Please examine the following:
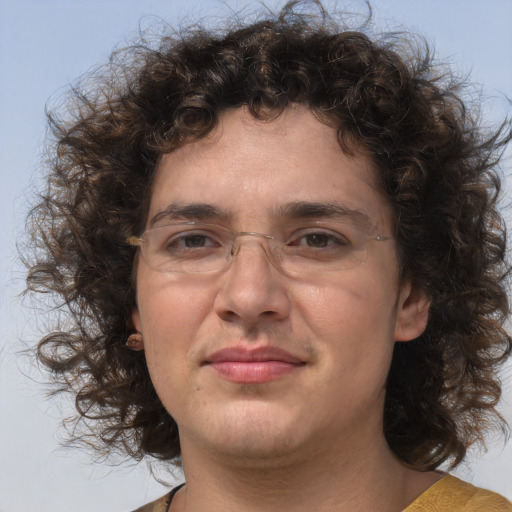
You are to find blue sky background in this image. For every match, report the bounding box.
[1,1,511,510]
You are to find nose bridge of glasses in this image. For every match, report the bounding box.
[229,231,280,263]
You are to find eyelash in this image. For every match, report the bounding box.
[166,233,219,249]
[165,229,352,250]
[290,230,350,247]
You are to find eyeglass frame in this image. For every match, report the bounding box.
[127,220,393,275]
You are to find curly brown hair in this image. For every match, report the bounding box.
[25,0,511,470]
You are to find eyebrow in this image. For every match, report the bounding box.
[275,201,374,229]
[149,200,374,229]
[148,202,231,227]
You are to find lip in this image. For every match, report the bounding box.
[204,346,305,384]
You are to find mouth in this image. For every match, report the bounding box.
[203,346,306,384]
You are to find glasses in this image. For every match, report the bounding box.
[128,221,392,275]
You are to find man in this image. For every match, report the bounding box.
[26,1,512,510]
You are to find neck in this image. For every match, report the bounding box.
[173,429,437,512]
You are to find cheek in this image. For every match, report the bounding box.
[138,271,212,328]
[297,274,398,378]
[136,275,214,376]
[298,272,396,333]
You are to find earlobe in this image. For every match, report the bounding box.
[127,308,145,350]
[394,281,430,342]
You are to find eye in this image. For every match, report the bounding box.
[166,232,220,250]
[290,230,350,249]
[171,234,216,248]
[302,233,342,248]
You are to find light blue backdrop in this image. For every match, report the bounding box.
[1,1,511,511]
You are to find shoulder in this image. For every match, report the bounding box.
[131,494,170,512]
[404,474,512,512]
[131,483,184,512]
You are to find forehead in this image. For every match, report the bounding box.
[149,106,393,230]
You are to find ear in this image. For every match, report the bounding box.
[394,280,430,342]
[131,307,142,333]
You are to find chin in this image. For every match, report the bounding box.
[191,401,310,464]
[211,435,306,469]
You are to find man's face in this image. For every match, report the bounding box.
[132,106,428,465]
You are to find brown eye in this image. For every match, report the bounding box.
[304,234,331,247]
[291,231,349,248]
[180,235,210,248]
[165,233,220,252]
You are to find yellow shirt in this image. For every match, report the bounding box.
[133,475,512,512]
[403,474,512,511]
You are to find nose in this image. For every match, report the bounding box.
[213,237,291,326]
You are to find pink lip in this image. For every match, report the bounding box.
[204,347,305,384]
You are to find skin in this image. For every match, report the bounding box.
[132,106,437,511]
